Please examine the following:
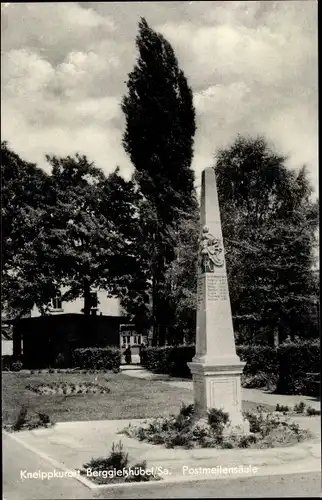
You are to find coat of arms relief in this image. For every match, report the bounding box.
[199,225,224,273]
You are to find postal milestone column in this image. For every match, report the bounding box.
[188,167,249,432]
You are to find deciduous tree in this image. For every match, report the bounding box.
[214,135,319,345]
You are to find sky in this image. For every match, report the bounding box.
[1,1,318,195]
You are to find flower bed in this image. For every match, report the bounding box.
[79,441,161,484]
[121,404,312,450]
[25,382,110,396]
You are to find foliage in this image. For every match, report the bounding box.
[241,372,278,390]
[306,406,320,416]
[10,406,53,432]
[25,381,110,395]
[45,154,139,314]
[11,360,23,372]
[143,341,319,395]
[12,406,28,431]
[215,135,319,345]
[55,353,66,368]
[81,441,158,484]
[71,347,121,371]
[208,408,230,433]
[293,401,306,414]
[243,405,309,443]
[143,345,195,377]
[162,211,199,344]
[276,339,320,394]
[275,404,290,413]
[2,356,13,371]
[37,412,51,425]
[1,141,60,315]
[123,404,310,450]
[122,18,197,346]
[2,142,140,316]
[237,345,278,375]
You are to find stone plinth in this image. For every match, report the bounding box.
[188,362,248,430]
[188,167,249,433]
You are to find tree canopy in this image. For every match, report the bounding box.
[121,17,198,344]
[215,135,319,344]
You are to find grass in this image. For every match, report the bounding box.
[2,372,274,425]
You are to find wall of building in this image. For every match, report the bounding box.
[30,291,122,318]
[2,340,13,355]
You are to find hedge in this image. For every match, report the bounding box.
[71,347,121,372]
[276,339,320,395]
[236,345,278,375]
[143,346,194,377]
[142,340,320,395]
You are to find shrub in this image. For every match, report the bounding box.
[123,405,309,450]
[142,340,319,396]
[208,408,230,433]
[2,355,13,370]
[306,406,320,416]
[37,412,51,425]
[237,345,278,375]
[55,353,66,368]
[12,406,28,431]
[72,347,121,372]
[11,360,23,372]
[143,344,278,379]
[80,441,157,484]
[243,406,288,438]
[276,339,320,395]
[259,423,310,447]
[179,403,195,418]
[143,345,195,377]
[294,402,306,414]
[275,404,290,413]
[242,372,277,390]
[238,434,258,448]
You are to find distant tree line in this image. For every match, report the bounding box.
[1,18,319,346]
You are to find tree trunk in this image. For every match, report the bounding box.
[83,280,91,316]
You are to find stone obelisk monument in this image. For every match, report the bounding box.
[188,167,248,431]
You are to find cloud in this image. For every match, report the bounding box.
[1,1,318,195]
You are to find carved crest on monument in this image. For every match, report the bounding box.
[199,225,224,273]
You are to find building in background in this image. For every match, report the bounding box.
[120,324,149,348]
[30,290,122,318]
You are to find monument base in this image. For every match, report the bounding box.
[188,359,250,433]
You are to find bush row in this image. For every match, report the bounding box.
[142,340,320,395]
[276,339,320,395]
[2,347,121,373]
[71,347,121,372]
[143,345,194,378]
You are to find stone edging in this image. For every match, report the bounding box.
[3,429,321,491]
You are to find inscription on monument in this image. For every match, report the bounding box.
[197,277,204,309]
[207,274,229,301]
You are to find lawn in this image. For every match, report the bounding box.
[2,372,274,425]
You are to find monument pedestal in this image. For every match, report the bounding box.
[188,360,250,433]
